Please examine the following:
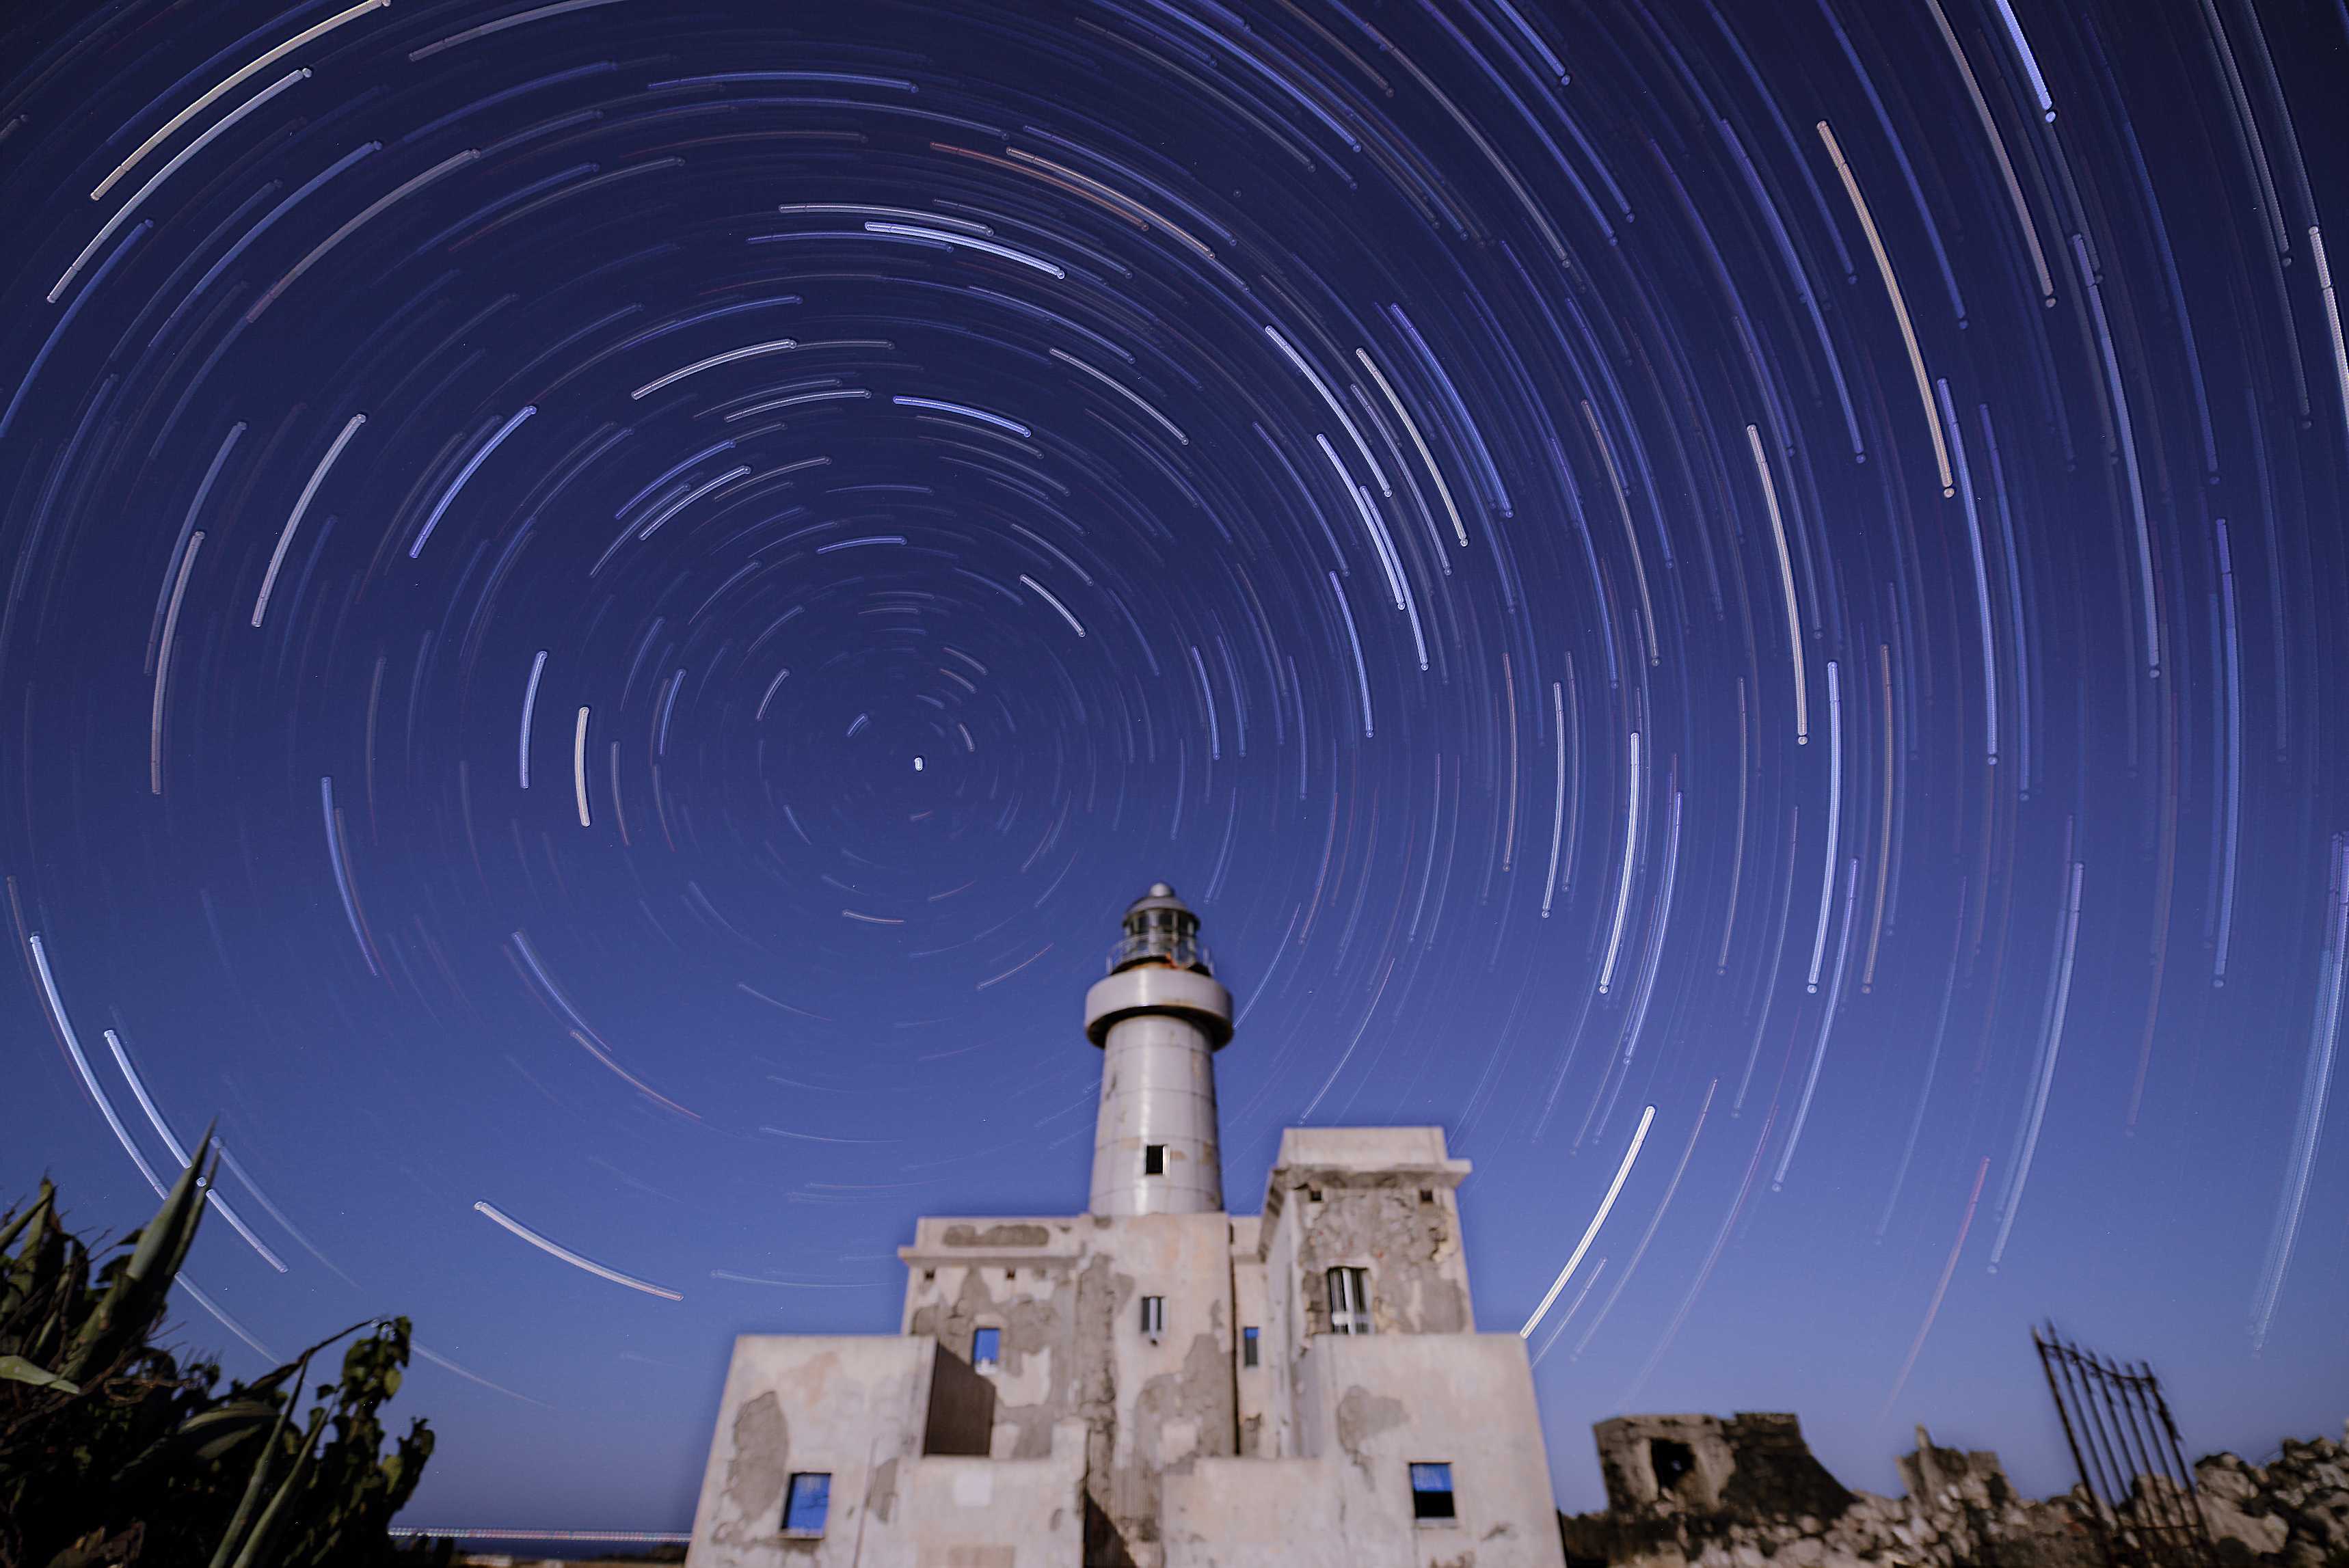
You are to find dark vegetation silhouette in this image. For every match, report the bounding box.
[0,1130,451,1568]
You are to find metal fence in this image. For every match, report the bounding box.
[2031,1324,2217,1568]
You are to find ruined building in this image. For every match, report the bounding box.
[1557,1411,2098,1568]
[686,885,1570,1567]
[1557,1409,2349,1568]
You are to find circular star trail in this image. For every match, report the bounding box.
[3,0,2346,1527]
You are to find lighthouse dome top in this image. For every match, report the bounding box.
[1126,881,1188,917]
[1108,882,1213,975]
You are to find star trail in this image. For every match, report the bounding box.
[3,0,2345,1530]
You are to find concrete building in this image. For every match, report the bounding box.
[687,885,1570,1568]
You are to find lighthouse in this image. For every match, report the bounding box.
[1084,883,1232,1217]
[688,880,1570,1568]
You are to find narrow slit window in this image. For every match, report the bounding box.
[972,1326,1000,1370]
[1140,1295,1165,1337]
[1326,1266,1371,1335]
[1410,1462,1455,1522]
[782,1472,831,1536]
[1241,1325,1260,1368]
[1144,1143,1166,1176]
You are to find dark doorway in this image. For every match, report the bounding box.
[1650,1437,1697,1496]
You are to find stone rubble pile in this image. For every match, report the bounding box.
[2191,1431,2349,1567]
[1556,1414,2349,1568]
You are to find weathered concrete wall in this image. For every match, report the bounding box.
[1095,1211,1240,1565]
[859,1419,1089,1568]
[898,1216,1084,1463]
[1257,1187,1304,1461]
[1261,1126,1475,1340]
[686,1335,930,1568]
[1162,1457,1343,1567]
[896,1209,1237,1565]
[1248,1126,1477,1468]
[687,1333,1088,1568]
[1229,1218,1269,1458]
[1227,1330,1570,1568]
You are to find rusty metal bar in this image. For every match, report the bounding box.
[2114,1353,2184,1552]
[2133,1356,2212,1568]
[2032,1325,2215,1568]
[2061,1339,2134,1530]
[2119,1351,2199,1567]
[2094,1349,2153,1536]
[2035,1326,2121,1568]
[2146,1360,2215,1552]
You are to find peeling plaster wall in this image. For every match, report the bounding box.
[687,1332,1086,1568]
[895,1209,1237,1565]
[1305,1332,1569,1568]
[1255,1183,1308,1462]
[873,1422,1089,1568]
[1094,1211,1238,1565]
[1162,1458,1343,1567]
[1164,1332,1568,1568]
[1257,1124,1476,1477]
[1261,1126,1476,1341]
[1293,1178,1471,1336]
[686,1336,930,1568]
[899,1220,1084,1463]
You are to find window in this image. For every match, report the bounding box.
[972,1327,1000,1370]
[1326,1266,1372,1335]
[782,1472,831,1536]
[1241,1326,1260,1367]
[1410,1463,1456,1522]
[1140,1295,1165,1338]
[1144,1143,1166,1176]
[1419,1188,1436,1205]
[922,1269,935,1282]
[1306,1187,1322,1203]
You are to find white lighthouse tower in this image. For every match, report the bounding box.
[1083,883,1232,1217]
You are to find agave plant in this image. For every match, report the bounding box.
[0,1135,444,1568]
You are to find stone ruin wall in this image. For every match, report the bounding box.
[1557,1411,2349,1568]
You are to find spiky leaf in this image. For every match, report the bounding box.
[0,1352,79,1393]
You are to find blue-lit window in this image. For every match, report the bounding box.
[782,1472,830,1536]
[1411,1463,1455,1522]
[973,1326,1001,1370]
[1241,1325,1260,1368]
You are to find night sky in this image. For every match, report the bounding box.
[5,0,2347,1533]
